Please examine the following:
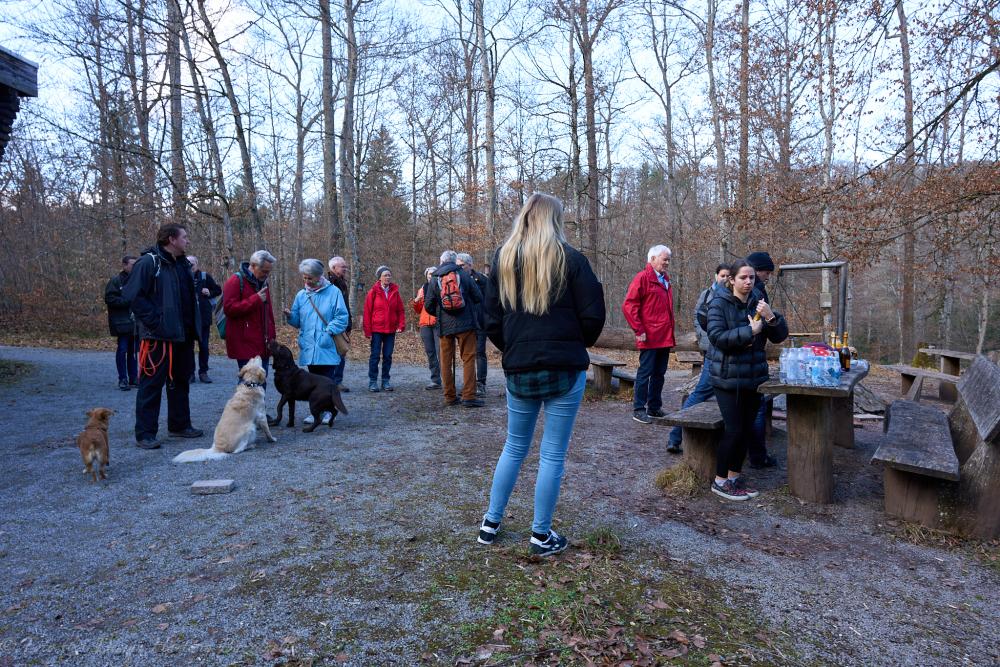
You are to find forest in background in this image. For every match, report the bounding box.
[0,0,997,362]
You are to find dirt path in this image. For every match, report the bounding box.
[0,345,997,666]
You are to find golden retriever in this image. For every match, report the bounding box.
[172,357,276,463]
[77,407,113,482]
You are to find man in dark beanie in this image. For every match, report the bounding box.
[746,250,777,468]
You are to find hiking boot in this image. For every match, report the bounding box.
[382,381,393,392]
[199,372,213,384]
[711,478,750,501]
[426,382,442,390]
[128,379,139,387]
[732,476,759,498]
[530,530,568,557]
[633,410,652,425]
[189,374,197,384]
[666,442,683,454]
[135,438,161,450]
[445,398,462,407]
[476,382,486,396]
[462,398,485,408]
[749,454,778,469]
[369,381,380,392]
[477,516,501,545]
[647,408,667,419]
[168,427,204,439]
[118,379,130,391]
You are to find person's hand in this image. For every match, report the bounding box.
[637,332,647,343]
[750,315,764,335]
[282,307,291,320]
[756,301,774,322]
[343,331,352,344]
[201,288,210,296]
[257,287,268,303]
[397,327,404,333]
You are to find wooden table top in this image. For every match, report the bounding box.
[758,366,869,398]
[919,348,978,361]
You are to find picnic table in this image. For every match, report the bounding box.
[587,351,625,395]
[919,347,977,401]
[758,366,869,504]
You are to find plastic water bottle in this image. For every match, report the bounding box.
[779,349,789,382]
[809,351,823,386]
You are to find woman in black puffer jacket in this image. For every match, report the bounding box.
[706,259,788,501]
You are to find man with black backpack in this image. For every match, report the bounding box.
[425,250,483,408]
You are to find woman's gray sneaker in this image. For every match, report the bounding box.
[530,530,568,556]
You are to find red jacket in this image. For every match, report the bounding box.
[363,282,405,336]
[622,264,675,349]
[222,271,276,359]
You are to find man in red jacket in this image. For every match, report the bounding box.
[223,250,277,381]
[622,245,676,424]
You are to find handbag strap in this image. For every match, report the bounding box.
[306,293,329,327]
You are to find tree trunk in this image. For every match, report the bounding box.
[568,20,583,248]
[706,0,728,261]
[124,0,157,227]
[578,0,601,264]
[736,0,749,215]
[897,0,916,362]
[474,0,497,249]
[340,0,362,322]
[320,0,341,254]
[166,0,186,223]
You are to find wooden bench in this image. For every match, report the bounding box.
[674,350,703,377]
[872,355,1000,536]
[662,400,723,482]
[919,347,976,401]
[883,364,961,402]
[587,352,625,395]
[612,367,636,391]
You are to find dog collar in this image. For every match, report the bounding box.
[240,380,266,389]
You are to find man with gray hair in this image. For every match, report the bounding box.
[456,252,489,395]
[622,244,676,424]
[223,249,277,379]
[327,256,353,391]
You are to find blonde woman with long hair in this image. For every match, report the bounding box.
[477,193,606,556]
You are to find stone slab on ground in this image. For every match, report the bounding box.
[191,479,235,494]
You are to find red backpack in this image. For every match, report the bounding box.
[438,272,465,313]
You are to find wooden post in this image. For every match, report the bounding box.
[939,356,959,402]
[592,366,613,394]
[786,394,834,503]
[831,396,854,449]
[682,429,718,482]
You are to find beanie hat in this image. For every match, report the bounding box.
[375,265,390,280]
[746,251,775,272]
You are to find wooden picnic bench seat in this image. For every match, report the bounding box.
[674,350,703,377]
[612,367,636,391]
[872,355,1000,537]
[662,400,723,482]
[587,352,625,394]
[883,364,960,402]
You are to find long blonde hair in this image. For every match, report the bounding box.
[497,193,567,315]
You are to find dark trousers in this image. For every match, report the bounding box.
[236,356,270,390]
[714,387,762,478]
[419,325,441,384]
[633,347,670,412]
[368,332,395,382]
[308,364,336,382]
[475,330,488,385]
[116,334,138,383]
[134,338,194,441]
[331,356,347,386]
[194,322,211,374]
[749,396,773,462]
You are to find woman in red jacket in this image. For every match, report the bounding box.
[363,265,405,392]
[223,250,277,379]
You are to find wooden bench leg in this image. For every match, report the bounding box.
[690,362,702,378]
[883,467,942,527]
[938,357,959,402]
[902,374,924,401]
[681,428,718,482]
[786,394,834,503]
[831,395,854,449]
[592,367,612,394]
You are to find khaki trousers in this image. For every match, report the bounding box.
[440,330,478,401]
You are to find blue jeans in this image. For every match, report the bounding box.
[485,371,586,535]
[368,332,395,382]
[633,348,670,412]
[116,334,138,383]
[668,360,715,448]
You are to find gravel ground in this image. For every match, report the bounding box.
[0,345,998,666]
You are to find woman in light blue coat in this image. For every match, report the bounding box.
[283,259,350,423]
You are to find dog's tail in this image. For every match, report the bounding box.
[171,447,228,464]
[332,386,348,415]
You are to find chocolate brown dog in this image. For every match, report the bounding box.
[267,341,348,432]
[77,407,113,482]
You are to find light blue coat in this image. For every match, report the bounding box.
[287,283,349,366]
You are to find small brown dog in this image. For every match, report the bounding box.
[77,407,113,482]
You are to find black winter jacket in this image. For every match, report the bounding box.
[424,262,483,336]
[123,246,197,343]
[484,243,606,373]
[104,271,136,336]
[193,271,222,324]
[706,287,788,391]
[467,269,489,330]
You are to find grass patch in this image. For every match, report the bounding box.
[580,526,623,555]
[654,463,702,498]
[0,359,35,386]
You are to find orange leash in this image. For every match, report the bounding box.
[138,340,175,380]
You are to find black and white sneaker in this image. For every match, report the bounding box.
[478,516,501,545]
[530,530,568,556]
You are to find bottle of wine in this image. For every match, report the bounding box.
[839,332,851,371]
